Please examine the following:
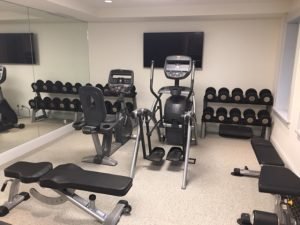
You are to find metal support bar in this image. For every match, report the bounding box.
[130,123,141,178]
[182,115,192,190]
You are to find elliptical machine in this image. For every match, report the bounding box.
[0,66,25,132]
[130,55,198,189]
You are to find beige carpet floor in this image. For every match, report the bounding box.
[0,131,274,225]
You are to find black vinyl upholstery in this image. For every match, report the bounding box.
[39,163,132,196]
[79,86,107,127]
[251,138,284,166]
[259,166,300,196]
[4,161,53,183]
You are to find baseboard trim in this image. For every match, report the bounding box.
[0,124,73,166]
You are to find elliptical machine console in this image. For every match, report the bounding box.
[164,55,192,80]
[0,66,25,132]
[106,69,134,96]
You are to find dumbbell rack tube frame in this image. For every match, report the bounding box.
[201,89,273,139]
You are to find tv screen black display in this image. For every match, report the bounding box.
[143,32,204,68]
[0,33,37,64]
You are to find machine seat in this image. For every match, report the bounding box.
[39,163,133,196]
[251,138,284,166]
[4,162,53,183]
[259,166,300,196]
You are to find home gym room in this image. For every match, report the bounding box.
[0,0,299,225]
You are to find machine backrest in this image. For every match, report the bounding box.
[79,86,107,127]
[0,66,7,84]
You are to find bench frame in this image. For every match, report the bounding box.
[0,177,131,225]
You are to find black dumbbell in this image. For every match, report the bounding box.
[218,88,230,101]
[103,84,111,96]
[112,101,122,113]
[72,83,82,94]
[62,82,73,93]
[72,99,82,112]
[105,101,113,114]
[28,99,37,108]
[229,108,242,123]
[216,107,227,122]
[42,80,53,92]
[61,98,71,110]
[85,83,92,86]
[243,109,256,124]
[259,89,273,104]
[35,80,44,91]
[245,88,258,103]
[43,97,52,109]
[130,85,137,97]
[95,84,104,92]
[52,98,61,110]
[205,87,216,100]
[257,110,271,125]
[54,81,63,93]
[203,107,214,121]
[231,88,243,102]
[126,102,134,113]
[37,97,46,109]
[31,83,38,92]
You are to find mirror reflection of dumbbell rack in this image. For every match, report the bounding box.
[102,83,137,115]
[29,80,92,122]
[201,87,273,139]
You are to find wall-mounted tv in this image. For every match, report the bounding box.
[0,33,38,64]
[143,32,204,68]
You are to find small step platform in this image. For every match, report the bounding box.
[166,147,183,162]
[219,124,253,139]
[147,147,165,162]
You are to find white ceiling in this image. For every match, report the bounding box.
[1,0,294,22]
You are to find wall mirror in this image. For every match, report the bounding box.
[0,1,90,153]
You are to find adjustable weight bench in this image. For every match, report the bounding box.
[232,137,284,178]
[237,165,300,225]
[0,161,132,225]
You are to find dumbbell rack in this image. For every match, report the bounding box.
[29,81,84,122]
[201,88,273,139]
[29,80,138,123]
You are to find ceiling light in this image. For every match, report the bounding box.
[104,0,112,3]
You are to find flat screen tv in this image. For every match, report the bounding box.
[143,32,204,68]
[0,33,38,64]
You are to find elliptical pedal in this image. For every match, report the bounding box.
[166,147,184,162]
[146,147,165,162]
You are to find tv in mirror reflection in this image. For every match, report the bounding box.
[143,32,204,68]
[0,33,38,64]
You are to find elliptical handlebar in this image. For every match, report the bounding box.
[0,66,7,85]
[187,60,196,101]
[150,60,163,122]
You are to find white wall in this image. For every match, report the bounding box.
[271,22,300,176]
[1,22,89,111]
[88,19,282,121]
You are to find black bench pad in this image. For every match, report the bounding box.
[251,137,273,147]
[251,138,284,166]
[39,164,132,196]
[4,162,53,183]
[219,124,253,139]
[259,166,300,196]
